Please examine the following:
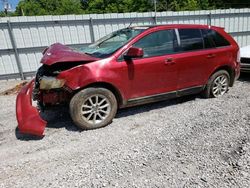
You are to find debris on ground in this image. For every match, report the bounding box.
[0,81,27,95]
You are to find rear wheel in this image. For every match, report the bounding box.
[202,70,230,98]
[70,88,117,130]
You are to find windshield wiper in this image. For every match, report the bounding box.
[84,52,93,56]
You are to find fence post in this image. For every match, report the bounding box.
[153,16,157,25]
[6,20,24,80]
[207,13,212,26]
[89,18,95,43]
[153,0,157,24]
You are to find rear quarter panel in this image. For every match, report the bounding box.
[209,27,240,81]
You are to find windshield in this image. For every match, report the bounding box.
[77,28,145,58]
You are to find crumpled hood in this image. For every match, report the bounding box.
[240,45,250,58]
[41,43,100,66]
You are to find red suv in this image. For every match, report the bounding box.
[16,24,240,136]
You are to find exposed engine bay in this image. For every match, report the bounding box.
[33,61,93,110]
[33,65,72,110]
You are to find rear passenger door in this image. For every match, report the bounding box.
[175,28,210,90]
[201,29,232,77]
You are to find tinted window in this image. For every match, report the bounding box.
[201,29,215,49]
[178,29,204,51]
[203,29,230,47]
[133,30,178,58]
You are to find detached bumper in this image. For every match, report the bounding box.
[16,80,47,136]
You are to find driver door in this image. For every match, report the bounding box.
[122,29,179,99]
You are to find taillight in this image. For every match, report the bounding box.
[237,49,241,63]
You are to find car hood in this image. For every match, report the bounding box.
[40,43,100,66]
[240,45,250,58]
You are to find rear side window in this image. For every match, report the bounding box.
[133,29,178,58]
[201,29,215,49]
[202,29,230,48]
[178,29,204,52]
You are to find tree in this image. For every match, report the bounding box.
[183,0,200,10]
[8,0,250,17]
[83,0,152,13]
[0,11,6,17]
[15,0,83,16]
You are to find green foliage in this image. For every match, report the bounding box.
[199,0,210,10]
[169,0,182,11]
[0,11,6,17]
[0,11,16,17]
[83,0,152,13]
[183,0,200,11]
[15,0,83,16]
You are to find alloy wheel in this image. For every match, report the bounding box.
[212,75,229,97]
[81,94,111,125]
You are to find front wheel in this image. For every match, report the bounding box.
[70,88,118,130]
[202,70,230,98]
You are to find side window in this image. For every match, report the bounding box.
[201,29,216,49]
[178,29,204,52]
[133,29,178,58]
[204,29,230,47]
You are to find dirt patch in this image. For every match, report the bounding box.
[0,81,27,95]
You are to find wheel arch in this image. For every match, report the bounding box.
[210,65,235,87]
[74,82,125,107]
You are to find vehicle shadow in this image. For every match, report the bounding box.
[238,72,250,82]
[15,106,80,141]
[15,127,44,141]
[15,94,200,140]
[116,94,198,118]
[40,106,80,132]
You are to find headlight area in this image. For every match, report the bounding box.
[34,76,73,108]
[39,76,65,90]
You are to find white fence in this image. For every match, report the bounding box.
[0,8,250,79]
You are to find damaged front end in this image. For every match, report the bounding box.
[33,64,74,111]
[16,65,73,136]
[16,43,99,136]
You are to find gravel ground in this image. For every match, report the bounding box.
[0,75,250,188]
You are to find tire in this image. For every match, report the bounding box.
[70,87,118,130]
[201,70,230,98]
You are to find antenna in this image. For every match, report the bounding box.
[127,17,137,28]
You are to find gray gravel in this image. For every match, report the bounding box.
[0,75,250,188]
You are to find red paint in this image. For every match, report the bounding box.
[42,90,70,105]
[16,24,240,136]
[57,25,240,100]
[125,47,144,58]
[16,80,47,136]
[41,43,99,66]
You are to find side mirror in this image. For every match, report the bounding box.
[124,47,144,60]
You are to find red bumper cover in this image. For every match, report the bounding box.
[16,80,47,136]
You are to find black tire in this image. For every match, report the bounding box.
[201,70,230,98]
[70,87,117,130]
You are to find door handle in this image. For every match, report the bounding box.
[207,54,216,58]
[165,58,176,65]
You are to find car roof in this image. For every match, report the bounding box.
[132,24,223,30]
